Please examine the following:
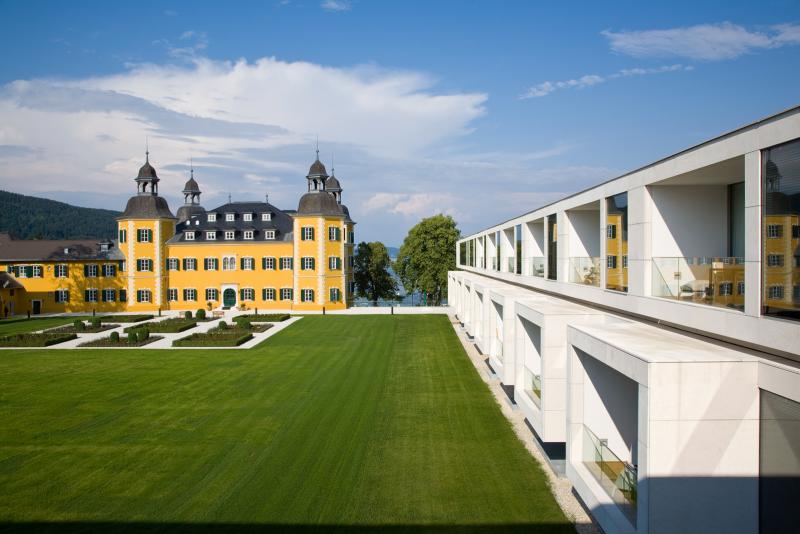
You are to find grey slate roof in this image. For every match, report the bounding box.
[168,201,294,244]
[118,195,176,220]
[297,191,343,216]
[0,233,124,262]
[176,204,206,223]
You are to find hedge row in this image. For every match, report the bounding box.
[0,333,77,347]
[172,331,253,347]
[99,315,153,323]
[233,314,290,323]
[78,334,162,348]
[124,318,196,334]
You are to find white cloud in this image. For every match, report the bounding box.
[321,0,351,12]
[520,64,691,99]
[602,22,800,61]
[362,192,460,218]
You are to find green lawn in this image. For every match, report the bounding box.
[0,315,571,532]
[0,316,89,336]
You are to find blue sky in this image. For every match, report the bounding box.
[1,0,799,244]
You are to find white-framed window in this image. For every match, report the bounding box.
[207,213,217,222]
[120,261,127,272]
[55,264,68,278]
[185,231,195,241]
[329,256,341,270]
[85,264,98,277]
[226,213,235,222]
[136,228,152,243]
[184,258,197,271]
[607,256,617,269]
[137,259,153,272]
[264,230,276,240]
[242,257,255,270]
[102,264,116,277]
[137,289,152,303]
[225,231,236,240]
[719,282,733,296]
[301,288,314,302]
[85,288,98,302]
[794,285,800,300]
[737,281,745,295]
[767,254,784,267]
[223,256,236,271]
[243,213,252,222]
[348,231,354,244]
[768,285,785,299]
[167,258,179,271]
[119,229,127,243]
[241,288,255,301]
[206,288,219,301]
[206,231,217,240]
[329,287,341,302]
[204,257,218,271]
[328,226,341,241]
[262,257,276,270]
[302,257,315,270]
[348,255,354,268]
[280,257,293,270]
[280,288,293,301]
[301,226,314,241]
[55,289,69,303]
[244,230,254,240]
[622,255,628,269]
[607,225,616,239]
[168,288,178,301]
[262,288,276,301]
[102,289,116,302]
[767,224,783,238]
[183,288,197,301]
[31,265,43,278]
[261,213,272,221]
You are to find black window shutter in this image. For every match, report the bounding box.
[240,257,245,270]
[119,290,126,302]
[65,291,70,302]
[262,288,266,300]
[183,258,188,270]
[101,290,106,302]
[84,290,90,302]
[240,288,245,301]
[84,265,89,276]
[54,290,59,302]
[262,257,266,270]
[64,265,69,277]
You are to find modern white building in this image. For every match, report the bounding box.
[450,106,800,533]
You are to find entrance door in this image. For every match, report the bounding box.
[32,300,42,315]
[223,288,236,308]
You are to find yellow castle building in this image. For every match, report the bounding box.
[0,151,355,316]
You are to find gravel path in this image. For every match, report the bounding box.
[449,314,599,534]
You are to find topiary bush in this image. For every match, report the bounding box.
[127,333,137,344]
[139,328,150,341]
[90,317,101,328]
[196,309,206,320]
[110,331,120,342]
[73,319,85,331]
[184,311,192,319]
[218,320,227,330]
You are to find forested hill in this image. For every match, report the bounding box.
[0,190,120,240]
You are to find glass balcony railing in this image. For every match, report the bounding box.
[507,257,515,273]
[522,257,545,277]
[652,257,744,311]
[583,425,637,525]
[491,258,498,271]
[569,257,601,286]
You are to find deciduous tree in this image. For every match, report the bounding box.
[353,241,398,303]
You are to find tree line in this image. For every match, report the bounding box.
[353,214,460,306]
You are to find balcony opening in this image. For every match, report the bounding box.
[567,201,601,287]
[519,316,542,409]
[502,227,515,273]
[606,193,628,292]
[547,215,557,280]
[523,219,545,277]
[578,348,638,526]
[490,300,504,363]
[649,155,745,311]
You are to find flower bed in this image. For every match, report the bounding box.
[172,328,254,347]
[78,334,163,348]
[233,313,290,323]
[48,323,119,334]
[124,318,196,334]
[99,314,154,323]
[0,332,78,347]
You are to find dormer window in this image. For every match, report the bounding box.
[244,230,254,240]
[225,231,235,240]
[207,213,217,222]
[243,213,253,222]
[185,231,195,241]
[261,213,272,221]
[226,213,235,222]
[206,231,216,240]
[264,230,276,240]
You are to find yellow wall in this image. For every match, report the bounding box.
[0,261,127,315]
[293,214,348,311]
[118,218,174,312]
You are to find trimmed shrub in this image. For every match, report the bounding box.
[139,328,150,341]
[184,311,192,319]
[90,317,101,328]
[99,315,153,323]
[109,331,120,342]
[0,333,77,347]
[127,333,137,345]
[73,319,85,331]
[218,320,228,330]
[196,309,206,320]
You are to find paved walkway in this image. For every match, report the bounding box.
[1,311,302,350]
[448,314,598,534]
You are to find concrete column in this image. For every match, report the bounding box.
[627,185,653,296]
[557,211,569,283]
[744,150,761,317]
[599,198,608,290]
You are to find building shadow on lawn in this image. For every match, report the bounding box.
[0,523,577,533]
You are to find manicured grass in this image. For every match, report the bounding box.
[0,316,89,336]
[0,316,570,531]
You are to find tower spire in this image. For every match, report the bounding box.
[315,134,319,161]
[190,156,194,179]
[145,136,149,162]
